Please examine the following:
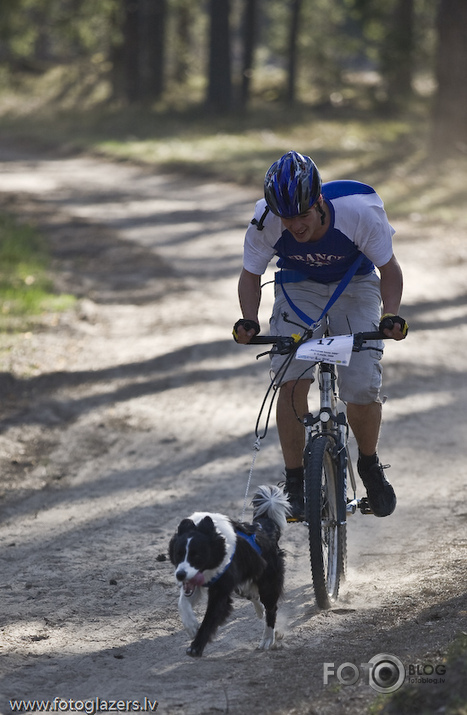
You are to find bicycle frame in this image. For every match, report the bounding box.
[302,359,373,517]
[302,362,349,526]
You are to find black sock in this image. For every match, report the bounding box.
[285,466,304,482]
[357,451,378,471]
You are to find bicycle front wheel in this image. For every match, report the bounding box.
[305,434,346,609]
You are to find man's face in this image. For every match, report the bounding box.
[281,203,323,243]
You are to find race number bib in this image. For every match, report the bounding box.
[296,335,354,366]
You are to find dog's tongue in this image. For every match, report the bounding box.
[191,572,205,587]
[184,572,205,593]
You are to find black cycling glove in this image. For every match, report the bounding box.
[379,313,409,337]
[232,319,260,342]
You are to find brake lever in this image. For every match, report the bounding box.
[254,336,298,359]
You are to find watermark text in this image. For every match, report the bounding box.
[324,653,446,693]
[9,697,158,714]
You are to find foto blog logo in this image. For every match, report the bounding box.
[323,653,406,693]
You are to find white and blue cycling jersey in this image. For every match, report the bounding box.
[243,180,395,284]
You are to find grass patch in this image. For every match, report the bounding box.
[0,211,75,331]
[370,632,467,715]
[67,110,467,229]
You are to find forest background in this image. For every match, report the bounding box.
[0,0,466,160]
[1,0,466,325]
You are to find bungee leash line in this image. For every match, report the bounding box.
[240,328,306,520]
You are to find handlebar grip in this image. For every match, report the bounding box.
[355,331,386,341]
[248,335,282,345]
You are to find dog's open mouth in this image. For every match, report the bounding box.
[182,572,205,596]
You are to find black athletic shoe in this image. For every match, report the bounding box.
[282,477,305,523]
[358,461,396,517]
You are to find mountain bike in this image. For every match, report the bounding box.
[248,323,387,610]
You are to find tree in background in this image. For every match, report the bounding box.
[380,0,415,107]
[206,0,232,112]
[1,0,464,150]
[173,0,193,85]
[240,0,259,107]
[286,0,302,104]
[140,0,167,102]
[431,0,467,155]
[121,0,167,104]
[122,0,140,102]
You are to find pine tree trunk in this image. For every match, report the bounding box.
[141,0,167,101]
[123,0,141,103]
[240,0,259,107]
[286,0,302,105]
[431,0,467,154]
[206,0,232,112]
[383,0,415,105]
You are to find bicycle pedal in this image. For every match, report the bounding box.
[358,497,374,515]
[346,498,358,514]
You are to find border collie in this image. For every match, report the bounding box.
[168,485,290,657]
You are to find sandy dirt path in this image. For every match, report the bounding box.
[0,144,466,714]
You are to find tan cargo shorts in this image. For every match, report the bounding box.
[269,271,383,404]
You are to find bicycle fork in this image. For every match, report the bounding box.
[303,364,348,527]
[303,364,373,517]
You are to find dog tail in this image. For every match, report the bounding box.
[251,484,291,532]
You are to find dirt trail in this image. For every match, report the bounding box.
[0,144,466,715]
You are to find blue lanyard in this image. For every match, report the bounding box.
[276,253,365,328]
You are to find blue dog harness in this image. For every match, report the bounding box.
[203,529,262,586]
[236,529,262,555]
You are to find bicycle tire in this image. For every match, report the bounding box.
[305,434,346,609]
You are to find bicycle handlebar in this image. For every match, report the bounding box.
[247,330,387,353]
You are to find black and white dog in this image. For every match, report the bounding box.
[168,485,290,657]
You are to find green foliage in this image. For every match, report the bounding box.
[346,0,436,70]
[0,0,120,64]
[0,0,438,107]
[0,212,75,328]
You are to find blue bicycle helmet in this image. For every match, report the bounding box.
[264,151,322,218]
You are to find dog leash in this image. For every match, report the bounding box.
[241,436,261,521]
[241,323,304,522]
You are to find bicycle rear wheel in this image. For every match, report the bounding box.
[305,434,346,609]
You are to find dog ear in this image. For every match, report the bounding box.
[197,516,215,535]
[177,518,195,535]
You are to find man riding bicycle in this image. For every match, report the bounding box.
[233,151,408,522]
